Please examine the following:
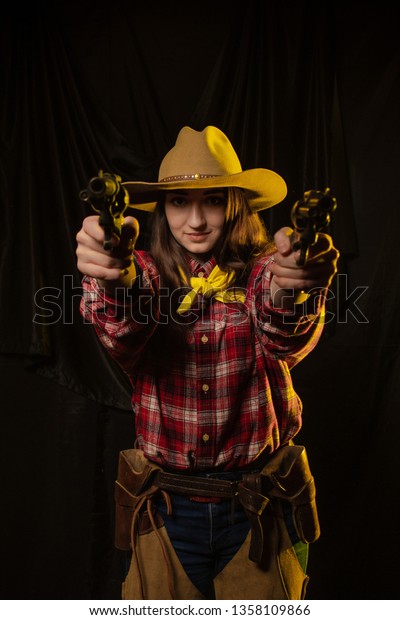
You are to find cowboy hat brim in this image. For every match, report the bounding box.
[123,168,287,213]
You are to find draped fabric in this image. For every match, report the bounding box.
[1,1,399,599]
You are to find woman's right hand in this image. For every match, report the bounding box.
[76,215,139,288]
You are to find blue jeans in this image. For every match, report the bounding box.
[156,487,251,599]
[155,471,308,599]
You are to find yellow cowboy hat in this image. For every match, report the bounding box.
[123,126,287,212]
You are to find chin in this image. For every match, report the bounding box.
[185,243,215,256]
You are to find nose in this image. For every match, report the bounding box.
[187,202,206,228]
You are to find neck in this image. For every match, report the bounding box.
[186,251,214,264]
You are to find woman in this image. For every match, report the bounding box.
[76,126,339,600]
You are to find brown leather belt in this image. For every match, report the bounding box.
[154,471,243,499]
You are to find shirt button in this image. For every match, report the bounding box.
[202,383,210,393]
[202,433,210,443]
[198,271,205,278]
[201,334,208,344]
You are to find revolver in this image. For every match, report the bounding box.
[79,170,129,250]
[290,187,337,265]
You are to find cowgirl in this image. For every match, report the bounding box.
[76,126,338,600]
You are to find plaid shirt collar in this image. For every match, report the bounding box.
[185,254,217,277]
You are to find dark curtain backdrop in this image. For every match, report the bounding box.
[1,0,399,600]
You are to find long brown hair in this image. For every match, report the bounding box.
[145,188,273,369]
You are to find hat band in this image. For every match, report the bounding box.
[159,173,219,182]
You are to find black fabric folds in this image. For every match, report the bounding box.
[1,1,399,600]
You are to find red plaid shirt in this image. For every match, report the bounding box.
[81,251,325,471]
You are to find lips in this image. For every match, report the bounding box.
[185,232,211,242]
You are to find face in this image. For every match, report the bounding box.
[164,188,226,258]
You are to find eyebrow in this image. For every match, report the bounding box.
[166,189,226,196]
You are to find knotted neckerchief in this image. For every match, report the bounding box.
[177,265,246,315]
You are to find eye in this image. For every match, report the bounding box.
[167,195,188,207]
[205,194,226,207]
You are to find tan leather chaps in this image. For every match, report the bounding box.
[115,446,319,600]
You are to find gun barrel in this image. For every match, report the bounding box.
[86,175,120,199]
[290,188,337,266]
[79,170,128,251]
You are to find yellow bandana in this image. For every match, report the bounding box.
[177,265,246,315]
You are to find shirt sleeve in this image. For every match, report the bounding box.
[79,251,159,376]
[252,255,327,368]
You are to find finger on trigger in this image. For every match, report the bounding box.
[274,226,293,256]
